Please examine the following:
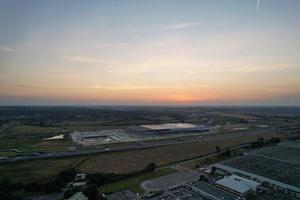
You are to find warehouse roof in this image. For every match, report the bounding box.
[215,175,260,195]
[187,181,239,200]
[67,192,88,200]
[141,123,197,130]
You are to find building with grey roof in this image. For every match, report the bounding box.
[214,141,300,198]
[186,181,240,200]
[67,192,88,200]
[215,175,261,197]
[106,190,139,200]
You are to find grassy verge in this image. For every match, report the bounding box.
[182,154,238,170]
[0,125,72,156]
[98,167,177,194]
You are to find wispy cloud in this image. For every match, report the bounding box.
[0,46,14,52]
[230,63,299,73]
[62,56,116,64]
[90,84,210,91]
[256,0,261,12]
[91,85,156,90]
[164,22,203,31]
[18,84,49,90]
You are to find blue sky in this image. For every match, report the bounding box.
[0,0,300,105]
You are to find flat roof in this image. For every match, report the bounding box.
[187,181,239,200]
[278,140,300,149]
[215,163,300,193]
[106,190,138,200]
[44,134,64,140]
[215,175,260,194]
[141,123,197,130]
[68,192,88,200]
[217,142,300,192]
[229,175,261,190]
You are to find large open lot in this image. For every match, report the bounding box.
[98,167,177,194]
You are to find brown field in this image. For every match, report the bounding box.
[78,132,280,173]
[208,112,258,120]
[0,131,281,183]
[8,125,63,135]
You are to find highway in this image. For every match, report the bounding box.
[0,129,277,163]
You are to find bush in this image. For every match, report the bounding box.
[145,163,156,172]
[83,184,99,200]
[269,137,281,144]
[24,182,42,193]
[55,168,77,186]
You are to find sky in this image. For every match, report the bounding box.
[0,0,300,106]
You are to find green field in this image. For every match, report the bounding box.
[7,125,63,135]
[65,125,122,132]
[181,150,243,170]
[0,123,129,156]
[98,167,177,194]
[0,125,74,156]
[0,157,87,183]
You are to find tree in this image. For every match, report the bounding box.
[24,182,42,193]
[145,163,156,172]
[257,137,265,144]
[199,175,208,182]
[0,176,12,193]
[83,184,99,200]
[43,182,61,193]
[56,168,77,186]
[64,189,76,199]
[269,137,281,144]
[210,166,217,174]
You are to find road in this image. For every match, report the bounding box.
[140,143,251,194]
[0,129,275,163]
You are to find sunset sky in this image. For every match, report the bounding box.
[0,0,300,105]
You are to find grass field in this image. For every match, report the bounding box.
[98,167,177,194]
[0,157,87,183]
[0,125,74,156]
[181,150,243,170]
[65,125,122,132]
[208,112,257,120]
[0,131,281,183]
[7,125,63,135]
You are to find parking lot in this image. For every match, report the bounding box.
[147,185,210,200]
[141,169,200,192]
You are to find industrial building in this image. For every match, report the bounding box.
[215,175,261,197]
[131,123,209,135]
[71,129,136,146]
[67,192,88,200]
[106,190,139,200]
[214,140,300,198]
[186,181,240,200]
